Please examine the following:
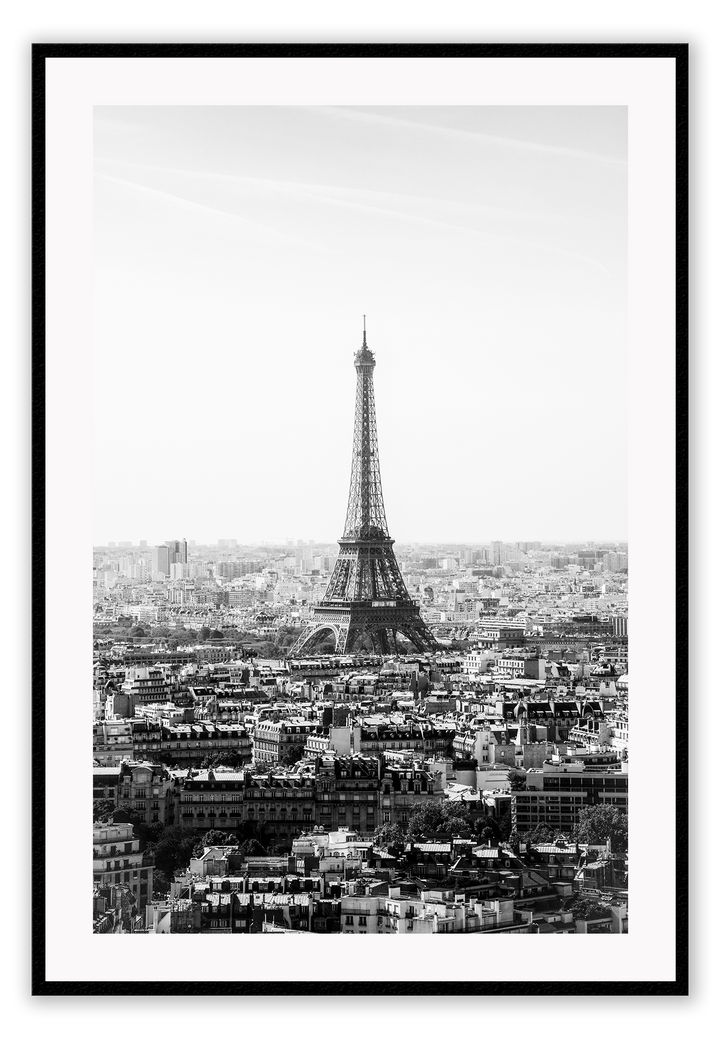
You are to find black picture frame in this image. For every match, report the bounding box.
[30,41,688,992]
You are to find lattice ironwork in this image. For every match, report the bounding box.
[289,323,439,657]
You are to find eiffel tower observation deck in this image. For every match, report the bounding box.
[289,322,439,656]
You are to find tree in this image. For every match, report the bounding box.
[145,826,198,886]
[121,809,163,847]
[175,628,198,643]
[573,897,608,921]
[193,830,240,855]
[210,629,224,640]
[198,626,212,642]
[267,840,292,855]
[469,811,510,842]
[93,799,116,824]
[407,800,471,838]
[257,641,283,659]
[573,805,628,854]
[274,627,303,649]
[500,812,513,841]
[283,743,305,766]
[200,750,246,769]
[521,824,563,845]
[234,838,263,857]
[372,823,406,858]
[130,626,146,638]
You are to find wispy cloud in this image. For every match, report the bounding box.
[95,158,613,278]
[94,170,318,247]
[311,106,628,168]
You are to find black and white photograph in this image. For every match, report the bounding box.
[33,44,686,995]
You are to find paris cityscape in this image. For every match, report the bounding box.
[92,104,628,937]
[92,326,629,936]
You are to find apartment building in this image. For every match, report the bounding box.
[93,819,154,909]
[513,760,628,834]
[252,719,321,766]
[116,760,177,826]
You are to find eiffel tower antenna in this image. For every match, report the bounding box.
[289,326,439,657]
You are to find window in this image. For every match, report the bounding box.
[345,916,354,925]
[358,916,367,926]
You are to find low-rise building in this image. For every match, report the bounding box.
[513,760,628,834]
[93,818,154,909]
[178,769,246,832]
[93,766,121,812]
[252,719,321,766]
[133,721,252,765]
[116,760,177,826]
[93,720,135,765]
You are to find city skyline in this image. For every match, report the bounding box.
[93,105,627,545]
[95,536,629,549]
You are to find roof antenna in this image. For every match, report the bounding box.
[363,315,367,348]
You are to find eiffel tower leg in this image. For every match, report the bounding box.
[401,625,433,654]
[289,622,341,657]
[375,628,391,655]
[336,622,350,654]
[365,625,382,650]
[288,625,316,657]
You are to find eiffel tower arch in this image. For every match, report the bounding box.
[290,323,439,658]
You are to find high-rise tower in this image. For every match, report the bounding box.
[166,539,188,564]
[289,323,438,656]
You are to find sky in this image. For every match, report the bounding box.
[93,105,627,546]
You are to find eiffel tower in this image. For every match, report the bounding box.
[289,321,439,656]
